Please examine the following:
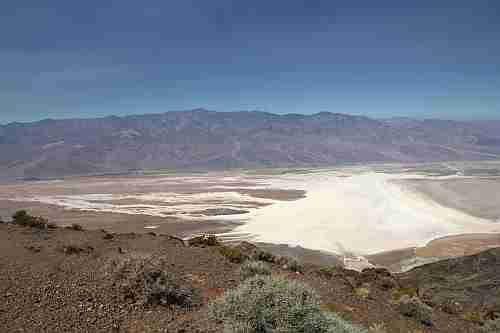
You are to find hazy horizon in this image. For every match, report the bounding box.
[2,108,500,126]
[1,1,499,123]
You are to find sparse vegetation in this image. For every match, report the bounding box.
[354,286,371,299]
[287,258,304,273]
[481,318,500,332]
[143,270,197,308]
[103,232,114,240]
[188,234,220,247]
[398,295,433,326]
[391,287,418,302]
[318,266,340,278]
[253,250,276,263]
[66,223,84,231]
[368,322,387,333]
[12,210,49,229]
[63,245,86,255]
[240,261,271,280]
[208,275,367,333]
[462,310,483,325]
[219,245,247,263]
[440,299,463,315]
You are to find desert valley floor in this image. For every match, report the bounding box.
[1,161,500,271]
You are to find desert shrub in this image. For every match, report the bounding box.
[440,299,463,315]
[318,266,340,279]
[219,245,247,263]
[368,322,387,333]
[143,270,197,308]
[188,234,220,247]
[398,295,432,326]
[287,259,304,273]
[354,286,371,299]
[462,310,483,325]
[208,275,367,333]
[391,287,417,302]
[63,245,85,255]
[66,223,84,231]
[254,250,276,263]
[12,210,48,229]
[481,318,500,332]
[240,261,271,280]
[25,245,41,253]
[103,232,114,240]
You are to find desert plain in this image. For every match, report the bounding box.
[1,161,500,271]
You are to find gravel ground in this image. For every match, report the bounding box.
[0,223,486,332]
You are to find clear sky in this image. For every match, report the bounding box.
[1,0,499,123]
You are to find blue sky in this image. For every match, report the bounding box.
[1,0,499,123]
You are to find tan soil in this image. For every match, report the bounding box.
[416,233,500,258]
[0,223,485,332]
[398,177,500,221]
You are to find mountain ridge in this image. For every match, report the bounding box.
[1,109,500,180]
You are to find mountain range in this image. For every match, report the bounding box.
[1,109,500,180]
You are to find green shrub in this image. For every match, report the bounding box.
[208,275,367,333]
[188,234,220,247]
[318,266,340,278]
[462,310,483,325]
[240,261,271,280]
[354,286,371,299]
[482,318,500,332]
[66,223,84,231]
[254,250,276,263]
[219,245,247,263]
[143,270,197,308]
[398,295,433,326]
[12,210,48,229]
[62,245,94,255]
[391,287,417,302]
[287,259,304,273]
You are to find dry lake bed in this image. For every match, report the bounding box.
[2,161,500,271]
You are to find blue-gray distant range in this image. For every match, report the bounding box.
[1,109,500,180]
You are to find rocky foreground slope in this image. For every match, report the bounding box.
[1,218,499,332]
[1,109,500,180]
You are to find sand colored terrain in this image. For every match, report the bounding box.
[416,233,500,258]
[2,163,500,268]
[234,171,500,255]
[2,222,489,332]
[399,177,500,221]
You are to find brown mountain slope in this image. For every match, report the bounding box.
[1,222,496,332]
[1,110,500,180]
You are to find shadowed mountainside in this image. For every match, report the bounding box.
[1,109,500,179]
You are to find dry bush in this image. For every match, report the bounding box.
[398,295,433,326]
[208,275,367,333]
[219,245,247,263]
[143,270,197,308]
[12,210,48,229]
[253,250,276,263]
[109,257,199,308]
[240,261,271,280]
[66,223,84,231]
[482,318,500,332]
[188,234,220,247]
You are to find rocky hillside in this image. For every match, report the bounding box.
[1,109,500,179]
[1,217,499,332]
